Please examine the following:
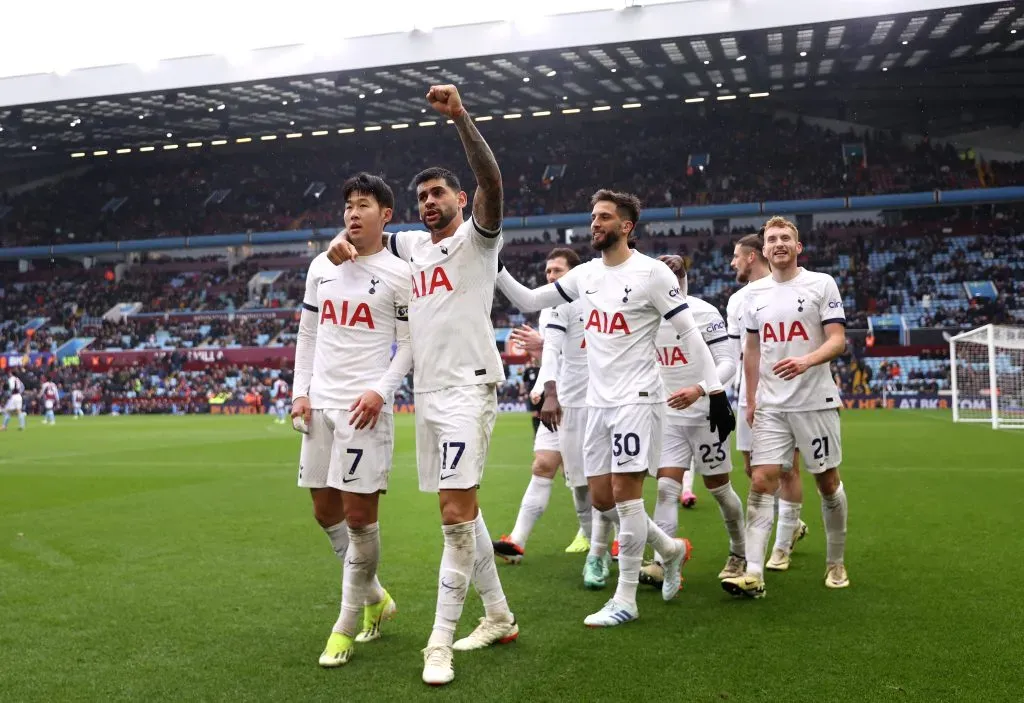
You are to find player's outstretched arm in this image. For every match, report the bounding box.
[710,337,739,386]
[428,85,503,234]
[743,330,761,426]
[292,267,321,423]
[495,264,578,312]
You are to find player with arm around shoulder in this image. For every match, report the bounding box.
[722,216,849,599]
[326,85,517,686]
[496,189,735,627]
[291,173,411,668]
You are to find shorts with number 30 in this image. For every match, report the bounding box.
[415,383,498,493]
[583,403,663,478]
[297,409,394,494]
[751,408,842,474]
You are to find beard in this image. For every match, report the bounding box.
[735,269,750,284]
[421,207,456,232]
[591,228,622,252]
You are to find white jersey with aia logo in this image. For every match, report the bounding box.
[726,275,775,407]
[297,250,412,411]
[388,218,505,393]
[544,299,588,408]
[656,295,729,424]
[743,268,846,411]
[547,252,695,408]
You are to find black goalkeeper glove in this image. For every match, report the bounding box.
[708,391,735,443]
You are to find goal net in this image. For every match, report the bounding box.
[950,324,1024,429]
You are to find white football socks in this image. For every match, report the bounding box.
[744,491,775,578]
[821,482,848,565]
[774,499,803,554]
[428,520,475,648]
[588,507,611,558]
[613,499,647,607]
[572,486,593,538]
[682,469,695,495]
[334,523,381,636]
[509,475,553,548]
[324,519,385,603]
[653,477,681,564]
[471,511,514,623]
[709,482,746,556]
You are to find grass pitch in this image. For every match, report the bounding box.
[1,411,1021,702]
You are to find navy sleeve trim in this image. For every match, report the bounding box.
[554,281,573,303]
[746,328,759,334]
[663,302,689,320]
[728,334,741,339]
[706,335,729,345]
[302,302,318,313]
[388,234,401,258]
[472,217,501,239]
[822,318,847,327]
[546,323,567,332]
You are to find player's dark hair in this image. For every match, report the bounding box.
[342,172,395,209]
[736,231,767,263]
[547,246,581,268]
[413,166,462,193]
[591,189,642,227]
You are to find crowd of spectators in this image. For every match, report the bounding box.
[5,111,1024,248]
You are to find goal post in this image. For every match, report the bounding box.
[949,324,1024,429]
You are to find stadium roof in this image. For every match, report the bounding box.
[1,1,1021,158]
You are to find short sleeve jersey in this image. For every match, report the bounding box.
[743,268,846,411]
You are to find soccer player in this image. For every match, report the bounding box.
[71,386,85,419]
[291,173,411,668]
[722,216,849,598]
[327,84,517,686]
[272,376,290,424]
[493,247,594,563]
[2,372,26,431]
[640,261,744,588]
[496,190,735,626]
[40,377,60,425]
[727,233,808,571]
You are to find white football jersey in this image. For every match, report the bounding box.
[550,252,700,408]
[545,299,588,408]
[300,250,412,411]
[726,275,775,407]
[657,296,729,424]
[388,218,505,393]
[41,382,59,401]
[7,376,24,394]
[72,390,84,404]
[743,268,846,411]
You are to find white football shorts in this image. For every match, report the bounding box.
[751,408,842,474]
[659,421,733,476]
[415,383,498,492]
[297,408,394,494]
[44,399,55,411]
[4,393,23,413]
[275,398,287,412]
[558,406,588,488]
[584,403,662,478]
[735,402,752,453]
[533,421,560,453]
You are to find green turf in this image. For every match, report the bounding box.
[1,411,1022,702]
